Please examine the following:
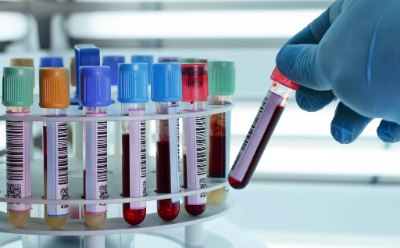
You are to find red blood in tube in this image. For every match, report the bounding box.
[208,135,226,177]
[156,140,180,221]
[183,155,206,216]
[122,133,146,225]
[229,105,285,189]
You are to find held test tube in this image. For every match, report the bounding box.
[118,63,149,225]
[2,67,34,227]
[229,68,298,189]
[181,64,208,216]
[39,68,70,228]
[207,61,236,204]
[152,63,182,221]
[80,66,111,227]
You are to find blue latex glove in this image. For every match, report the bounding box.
[276,0,400,144]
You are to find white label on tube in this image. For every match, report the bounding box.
[230,92,283,182]
[128,109,146,210]
[184,116,207,205]
[168,105,180,203]
[6,112,32,211]
[46,122,69,216]
[86,112,108,213]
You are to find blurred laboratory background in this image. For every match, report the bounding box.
[1,0,400,247]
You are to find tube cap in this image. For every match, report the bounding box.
[152,63,182,102]
[158,57,180,63]
[2,67,34,107]
[270,67,299,90]
[39,68,70,108]
[181,58,208,63]
[208,61,235,96]
[102,55,125,86]
[181,63,208,102]
[10,58,34,67]
[118,63,149,103]
[80,66,111,107]
[131,55,154,85]
[40,56,64,68]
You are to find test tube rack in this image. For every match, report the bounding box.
[0,101,233,248]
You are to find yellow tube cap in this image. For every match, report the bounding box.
[10,58,34,67]
[39,68,70,108]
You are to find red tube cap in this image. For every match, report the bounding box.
[270,67,299,90]
[181,63,209,102]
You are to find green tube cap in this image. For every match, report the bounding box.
[208,60,235,96]
[2,67,34,107]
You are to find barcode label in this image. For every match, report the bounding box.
[230,92,283,181]
[168,105,180,203]
[46,122,69,216]
[6,112,32,211]
[128,109,146,210]
[184,116,207,205]
[86,112,108,213]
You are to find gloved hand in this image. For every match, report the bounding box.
[276,0,400,144]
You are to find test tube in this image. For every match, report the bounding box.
[40,57,64,68]
[39,68,70,228]
[71,44,100,105]
[207,61,235,204]
[152,63,182,221]
[70,57,76,87]
[229,68,298,189]
[181,58,208,64]
[80,66,112,227]
[131,55,154,85]
[2,67,34,227]
[10,58,34,67]
[102,55,125,86]
[181,64,209,216]
[118,63,148,225]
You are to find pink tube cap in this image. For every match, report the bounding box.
[270,67,299,90]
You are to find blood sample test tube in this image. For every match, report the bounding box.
[40,57,64,68]
[71,44,100,105]
[118,63,149,225]
[229,67,298,189]
[2,67,34,227]
[39,68,70,228]
[158,57,181,63]
[102,55,125,86]
[152,63,182,221]
[80,66,111,227]
[181,64,208,216]
[131,55,154,85]
[207,61,236,204]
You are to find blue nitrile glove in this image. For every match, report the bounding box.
[276,0,400,144]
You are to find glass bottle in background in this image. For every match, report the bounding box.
[80,66,112,228]
[2,67,34,227]
[207,61,236,204]
[39,68,70,228]
[152,63,182,221]
[118,63,149,225]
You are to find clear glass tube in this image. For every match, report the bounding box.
[5,106,32,227]
[229,82,295,189]
[183,101,207,216]
[121,103,147,225]
[83,106,108,227]
[207,96,232,204]
[156,102,181,221]
[43,108,69,228]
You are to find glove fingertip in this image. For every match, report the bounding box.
[377,122,400,143]
[331,123,356,144]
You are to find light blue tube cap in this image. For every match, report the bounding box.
[118,63,149,103]
[151,63,182,102]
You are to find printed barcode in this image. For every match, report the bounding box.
[177,120,180,173]
[232,94,269,170]
[97,121,107,183]
[140,120,146,195]
[6,121,24,182]
[57,123,68,186]
[195,116,207,198]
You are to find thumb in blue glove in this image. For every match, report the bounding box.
[276,0,400,144]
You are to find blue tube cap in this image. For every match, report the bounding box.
[102,55,125,86]
[131,55,154,85]
[118,63,149,103]
[151,63,182,102]
[80,66,111,107]
[40,56,64,67]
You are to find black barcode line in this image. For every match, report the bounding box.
[57,122,68,186]
[195,116,207,176]
[140,120,146,179]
